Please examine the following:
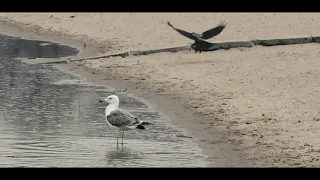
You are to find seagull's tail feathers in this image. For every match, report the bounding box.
[130,119,153,130]
[136,121,153,130]
[133,121,153,130]
[135,124,145,130]
[127,124,146,130]
[140,121,153,125]
[134,117,154,126]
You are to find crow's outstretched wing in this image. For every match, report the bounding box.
[200,21,227,40]
[167,21,199,41]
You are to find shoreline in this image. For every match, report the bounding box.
[3,13,320,167]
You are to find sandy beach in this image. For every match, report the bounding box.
[2,13,320,167]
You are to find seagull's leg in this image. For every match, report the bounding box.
[116,130,119,145]
[116,131,119,150]
[121,130,124,145]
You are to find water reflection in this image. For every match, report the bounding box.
[106,147,140,161]
[0,33,208,167]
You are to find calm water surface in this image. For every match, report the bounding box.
[0,34,209,167]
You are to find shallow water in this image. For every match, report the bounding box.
[0,34,209,167]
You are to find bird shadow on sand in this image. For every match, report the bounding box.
[180,59,216,65]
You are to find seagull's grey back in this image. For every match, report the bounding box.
[106,108,137,128]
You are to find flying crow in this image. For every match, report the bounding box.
[167,21,227,53]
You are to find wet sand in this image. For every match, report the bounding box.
[2,13,320,167]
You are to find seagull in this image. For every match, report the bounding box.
[167,21,227,53]
[99,95,152,145]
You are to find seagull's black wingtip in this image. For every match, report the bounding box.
[136,125,145,130]
[141,121,153,125]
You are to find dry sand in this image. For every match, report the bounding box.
[2,13,320,167]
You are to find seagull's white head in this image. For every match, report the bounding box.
[105,95,119,105]
[99,95,119,106]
